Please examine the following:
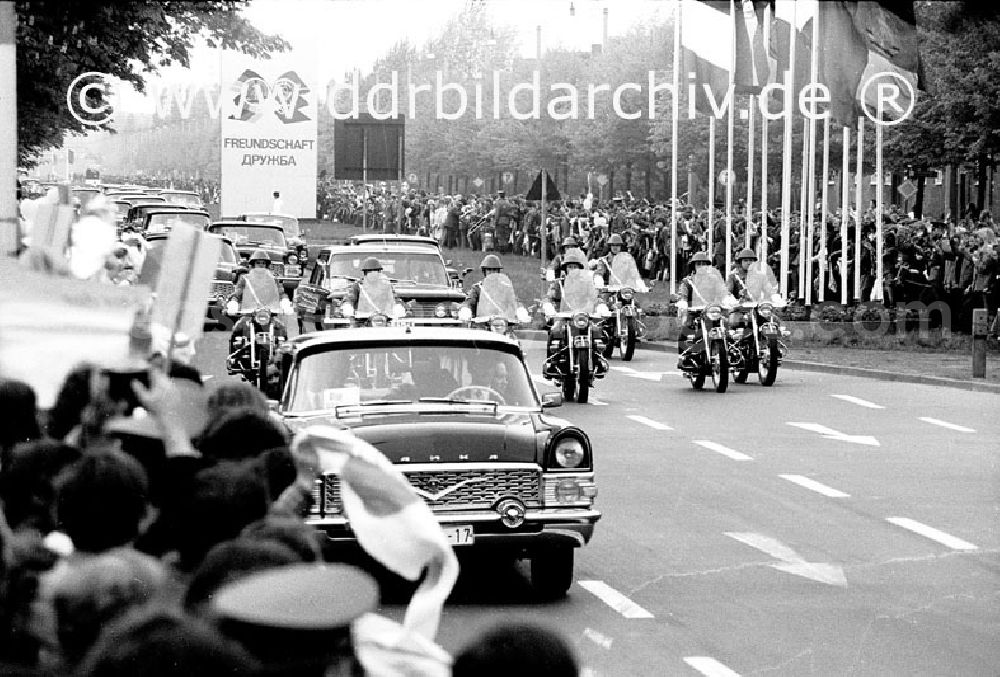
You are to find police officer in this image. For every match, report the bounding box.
[226,249,289,371]
[547,236,580,279]
[459,254,531,322]
[541,249,608,378]
[674,251,713,369]
[340,256,403,321]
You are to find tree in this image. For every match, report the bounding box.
[16,0,288,165]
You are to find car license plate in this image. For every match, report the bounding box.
[444,525,474,546]
[573,335,590,348]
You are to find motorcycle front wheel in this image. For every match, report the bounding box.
[710,339,729,393]
[576,348,590,404]
[561,366,576,402]
[758,337,779,387]
[621,317,636,361]
[256,344,271,393]
[734,340,752,383]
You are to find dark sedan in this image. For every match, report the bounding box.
[208,221,303,297]
[277,327,600,597]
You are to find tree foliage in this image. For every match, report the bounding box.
[16,0,288,165]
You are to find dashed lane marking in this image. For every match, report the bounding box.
[684,656,741,677]
[917,417,975,433]
[692,440,753,461]
[589,397,609,406]
[830,394,884,409]
[578,580,654,619]
[626,414,673,430]
[779,474,850,498]
[886,517,978,550]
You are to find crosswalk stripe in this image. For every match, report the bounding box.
[886,517,978,550]
[684,656,741,677]
[917,417,975,433]
[578,580,654,619]
[830,394,883,409]
[779,475,850,498]
[626,414,672,430]
[692,440,753,461]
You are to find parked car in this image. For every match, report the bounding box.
[345,233,472,289]
[292,244,467,332]
[207,221,302,297]
[139,232,241,321]
[276,326,599,597]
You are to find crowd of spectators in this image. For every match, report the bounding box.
[0,364,583,676]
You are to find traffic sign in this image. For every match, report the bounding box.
[473,177,484,187]
[718,169,735,186]
[408,173,418,183]
[596,174,608,187]
[897,180,917,200]
[502,171,514,184]
[526,170,560,201]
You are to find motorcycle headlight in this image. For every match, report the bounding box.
[705,305,722,321]
[254,308,272,325]
[620,287,634,301]
[758,303,773,318]
[434,303,448,318]
[370,314,388,327]
[553,437,585,468]
[489,317,508,333]
[572,312,589,329]
[287,254,298,265]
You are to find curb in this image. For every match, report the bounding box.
[514,330,1000,394]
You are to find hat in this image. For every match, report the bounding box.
[211,564,377,668]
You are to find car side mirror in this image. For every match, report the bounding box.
[540,392,562,408]
[446,259,453,266]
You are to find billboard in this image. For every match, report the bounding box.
[220,52,318,218]
[333,114,404,181]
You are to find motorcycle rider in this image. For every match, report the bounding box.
[226,249,291,367]
[340,256,405,321]
[726,247,758,332]
[674,251,737,369]
[547,236,581,280]
[458,254,531,323]
[541,249,609,378]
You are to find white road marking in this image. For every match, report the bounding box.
[626,414,672,430]
[692,440,753,461]
[786,422,880,446]
[917,417,975,433]
[830,394,883,409]
[578,580,654,619]
[611,366,635,373]
[582,627,614,650]
[886,517,978,550]
[589,397,609,406]
[684,656,741,677]
[610,365,668,381]
[779,474,850,498]
[725,532,847,586]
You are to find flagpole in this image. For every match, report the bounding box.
[779,0,796,298]
[804,3,819,307]
[874,118,884,302]
[725,0,735,275]
[708,115,716,258]
[854,115,864,300]
[670,0,681,294]
[760,0,771,264]
[819,114,829,302]
[841,125,850,305]
[746,95,755,249]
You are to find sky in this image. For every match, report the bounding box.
[118,0,672,112]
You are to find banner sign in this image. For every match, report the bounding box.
[151,224,220,345]
[0,261,151,408]
[220,51,318,218]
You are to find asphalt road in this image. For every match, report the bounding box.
[194,325,999,676]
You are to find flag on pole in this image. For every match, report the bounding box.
[770,0,816,95]
[735,1,771,93]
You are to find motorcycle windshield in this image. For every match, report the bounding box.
[609,252,647,291]
[745,262,779,303]
[689,266,728,307]
[478,273,519,320]
[240,269,282,312]
[356,272,395,316]
[560,269,598,313]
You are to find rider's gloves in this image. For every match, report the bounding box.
[515,306,530,323]
[595,302,611,317]
[542,301,556,317]
[722,293,738,310]
[340,302,355,318]
[458,306,473,322]
[226,299,239,316]
[279,298,293,315]
[770,293,786,308]
[392,303,406,319]
[674,299,688,311]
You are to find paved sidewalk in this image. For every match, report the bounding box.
[517,330,1000,394]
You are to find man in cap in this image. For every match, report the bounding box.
[459,254,530,322]
[340,257,403,322]
[726,247,759,332]
[209,563,377,676]
[674,251,713,369]
[547,236,580,280]
[226,249,289,369]
[493,190,514,254]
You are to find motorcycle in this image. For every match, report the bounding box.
[226,269,288,396]
[542,269,610,403]
[676,266,733,393]
[600,252,649,361]
[466,272,527,339]
[728,301,789,386]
